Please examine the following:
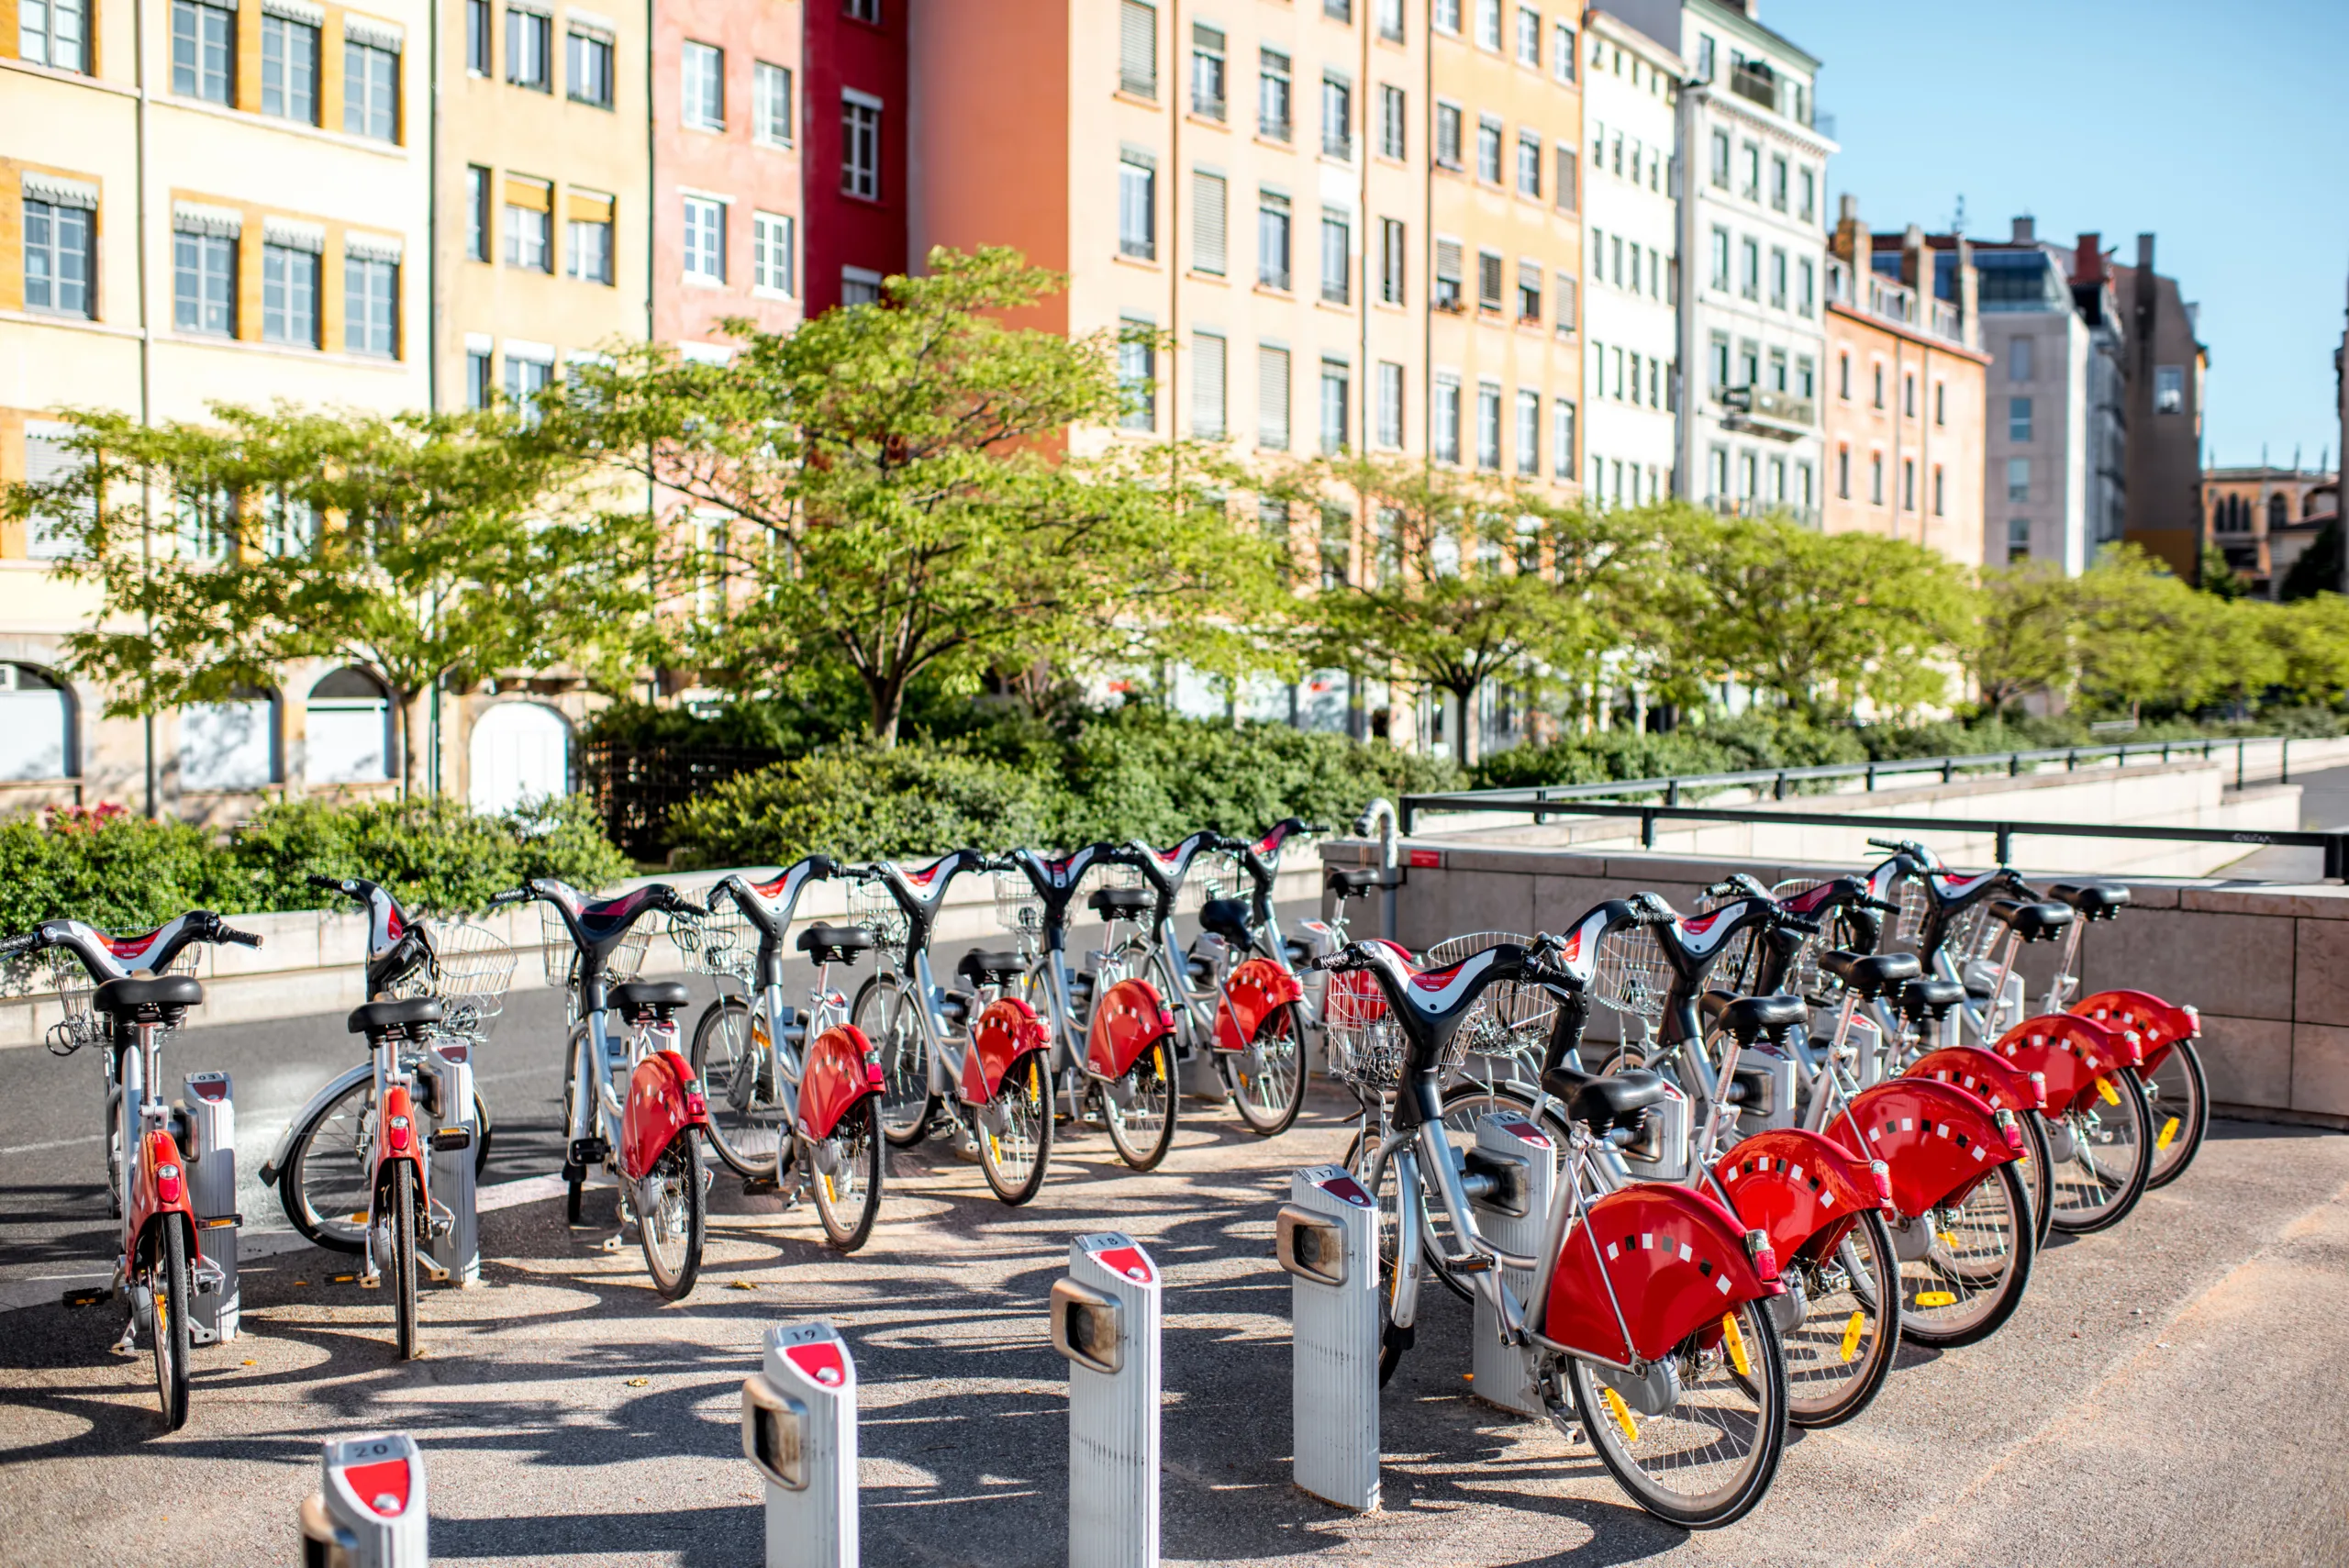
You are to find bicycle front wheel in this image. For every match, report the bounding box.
[690,995,787,1178]
[387,1163,420,1361]
[1785,1208,1900,1429]
[977,1052,1054,1206]
[1100,1037,1178,1172]
[149,1214,193,1432]
[280,1074,377,1253]
[1899,1160,2036,1348]
[809,1098,885,1252]
[2045,1070,2153,1234]
[1222,1001,1308,1137]
[1567,1297,1787,1529]
[2141,1039,2209,1189]
[637,1129,707,1300]
[853,973,936,1149]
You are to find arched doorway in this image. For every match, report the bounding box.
[180,685,280,792]
[306,667,395,784]
[0,663,76,781]
[469,702,570,814]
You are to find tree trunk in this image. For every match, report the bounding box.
[868,676,905,748]
[393,687,420,798]
[1448,683,1479,768]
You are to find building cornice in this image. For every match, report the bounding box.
[1827,300,1989,366]
[1690,83,1838,156]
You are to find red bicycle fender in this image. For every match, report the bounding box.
[1828,1078,2015,1220]
[1542,1183,1776,1365]
[797,1024,881,1140]
[1908,1044,2047,1114]
[133,1128,204,1267]
[1086,977,1174,1079]
[1712,1128,1879,1262]
[1992,1013,2138,1116]
[1213,957,1304,1051]
[960,997,1051,1106]
[621,1049,709,1181]
[2071,989,2197,1075]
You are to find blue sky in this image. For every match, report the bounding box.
[1763,0,2349,473]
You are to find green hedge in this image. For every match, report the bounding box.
[669,708,1465,868]
[0,795,632,936]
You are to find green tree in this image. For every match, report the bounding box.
[2266,592,2349,706]
[2278,520,2343,602]
[6,406,641,795]
[2198,544,2254,601]
[2075,546,2277,717]
[1967,561,2078,714]
[545,247,1284,745]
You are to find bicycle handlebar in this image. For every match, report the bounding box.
[0,932,39,958]
[487,887,529,908]
[216,925,264,949]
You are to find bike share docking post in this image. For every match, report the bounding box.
[421,1040,478,1287]
[1276,1165,1380,1512]
[181,1071,239,1344]
[1468,1113,1553,1418]
[298,1432,428,1567]
[1055,1232,1161,1568]
[742,1321,860,1568]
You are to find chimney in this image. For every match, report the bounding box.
[1956,235,1981,350]
[1901,222,1926,288]
[2074,232,2102,284]
[2136,232,2155,274]
[2010,215,2035,244]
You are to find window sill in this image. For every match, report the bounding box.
[681,273,728,289]
[1112,252,1163,272]
[1315,298,1353,315]
[753,137,796,152]
[159,91,412,157]
[1186,270,1230,285]
[1253,284,1295,301]
[1319,153,1354,171]
[1186,113,1229,132]
[837,188,885,206]
[684,120,726,135]
[0,307,139,340]
[1112,88,1160,110]
[160,331,408,370]
[568,96,617,112]
[1254,134,1297,153]
[750,285,796,302]
[0,55,132,97]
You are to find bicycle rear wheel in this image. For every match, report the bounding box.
[1785,1209,1900,1429]
[280,1074,376,1253]
[1100,1038,1178,1172]
[1222,1001,1308,1136]
[2045,1071,2153,1234]
[977,1053,1053,1206]
[690,995,787,1178]
[808,1099,884,1252]
[1567,1299,1787,1529]
[638,1129,707,1300]
[149,1215,193,1432]
[387,1163,420,1361]
[1898,1161,2035,1348]
[853,973,936,1149]
[2141,1040,2209,1189]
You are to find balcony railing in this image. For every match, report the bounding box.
[1752,389,1815,427]
[1729,63,1777,112]
[1867,275,1916,326]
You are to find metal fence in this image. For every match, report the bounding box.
[580,740,781,861]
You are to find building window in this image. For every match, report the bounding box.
[1193,171,1227,275]
[1476,249,1502,312]
[1871,361,1886,408]
[751,210,795,295]
[1475,0,1500,50]
[841,265,882,304]
[568,26,614,106]
[1902,373,1916,417]
[1769,154,1787,212]
[345,254,397,357]
[1378,217,1404,305]
[682,41,724,129]
[2007,395,2032,442]
[1376,361,1403,448]
[1864,451,1881,506]
[1475,116,1503,183]
[753,61,792,143]
[262,242,319,347]
[1553,143,1578,211]
[505,351,553,417]
[173,228,236,335]
[2007,456,2030,503]
[1708,445,1729,499]
[841,93,882,199]
[465,167,491,261]
[346,38,399,139]
[261,13,320,124]
[1738,339,1758,388]
[1119,151,1156,260]
[1515,389,1539,475]
[1319,506,1352,589]
[1554,271,1576,332]
[1738,237,1759,300]
[503,179,551,270]
[1192,23,1226,118]
[2154,364,2185,415]
[465,0,489,72]
[566,194,614,284]
[1434,238,1462,309]
[1740,140,1760,198]
[1322,73,1353,160]
[1378,0,1404,43]
[1433,373,1461,462]
[22,195,94,318]
[1934,381,1946,425]
[1258,344,1291,450]
[1515,130,1542,197]
[1193,330,1226,439]
[1516,259,1540,321]
[1434,102,1463,169]
[1475,381,1501,469]
[1119,319,1156,431]
[1709,330,1730,391]
[1319,209,1350,305]
[1257,190,1290,290]
[1552,397,1575,479]
[2009,336,2033,382]
[1796,355,1814,399]
[506,3,551,89]
[1378,84,1405,160]
[1434,0,1460,32]
[1319,360,1349,454]
[1515,5,1540,65]
[1835,446,1849,499]
[845,0,879,20]
[1709,128,1729,188]
[1932,464,1945,517]
[465,348,494,408]
[682,195,726,281]
[1119,0,1156,97]
[2008,517,2030,562]
[1798,258,1815,317]
[1709,226,1729,290]
[19,0,87,69]
[1259,48,1291,140]
[172,0,234,102]
[1900,457,1916,511]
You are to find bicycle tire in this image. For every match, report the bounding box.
[689,995,786,1178]
[2045,1069,2154,1235]
[1898,1160,2036,1348]
[809,1098,885,1252]
[1569,1298,1787,1529]
[977,1052,1054,1206]
[2018,1105,2054,1250]
[1100,1037,1179,1172]
[564,1024,595,1226]
[150,1214,193,1431]
[853,973,937,1149]
[1786,1207,1900,1429]
[280,1073,377,1254]
[638,1128,707,1300]
[389,1162,420,1361]
[471,1086,494,1179]
[2141,1038,2209,1190]
[1222,1000,1309,1137]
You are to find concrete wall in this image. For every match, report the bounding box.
[1320,836,2349,1128]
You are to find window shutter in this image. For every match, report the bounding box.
[1119,0,1156,96]
[1192,331,1227,438]
[1478,250,1502,308]
[1435,238,1462,287]
[1257,345,1290,450]
[1193,171,1226,275]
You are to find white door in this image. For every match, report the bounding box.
[468,702,569,814]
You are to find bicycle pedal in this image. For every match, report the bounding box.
[60,1286,110,1310]
[359,1273,382,1290]
[111,1325,138,1356]
[600,1233,626,1253]
[742,1175,783,1195]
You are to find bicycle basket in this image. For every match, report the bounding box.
[541,906,651,988]
[47,943,202,1053]
[1588,924,1672,1020]
[845,879,908,963]
[389,921,518,1038]
[1770,879,1832,997]
[993,872,1044,939]
[1888,878,1932,951]
[1938,901,2002,968]
[1321,968,1406,1090]
[1419,930,1556,1066]
[1183,851,1239,915]
[685,899,762,980]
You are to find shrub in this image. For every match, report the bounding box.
[670,744,1052,869]
[0,806,233,936]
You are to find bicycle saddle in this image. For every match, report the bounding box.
[957,949,1028,986]
[1709,993,1806,1044]
[1086,887,1152,920]
[1328,868,1384,898]
[95,975,204,1018]
[2047,881,2129,921]
[1540,1062,1670,1133]
[1820,950,1921,999]
[1898,977,1967,1021]
[347,997,445,1037]
[1198,897,1252,942]
[610,980,691,1018]
[1987,898,2074,942]
[796,923,875,961]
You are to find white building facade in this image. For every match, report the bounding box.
[1579,8,1684,509]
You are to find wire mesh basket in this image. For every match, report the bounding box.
[1321,968,1406,1089]
[45,943,204,1054]
[847,878,909,964]
[1888,877,1932,951]
[1420,930,1556,1065]
[540,906,651,988]
[1769,878,1834,998]
[1589,923,1673,1020]
[1183,851,1241,915]
[388,921,518,1039]
[993,872,1044,939]
[1937,901,2004,967]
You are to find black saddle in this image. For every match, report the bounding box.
[347,997,445,1037]
[2047,882,2130,921]
[1820,950,1922,999]
[1898,977,1967,1021]
[1087,887,1152,920]
[94,975,204,1020]
[1987,899,2075,942]
[957,949,1029,986]
[796,923,875,962]
[1198,897,1252,942]
[611,979,692,1019]
[1541,1062,1670,1133]
[1711,993,1807,1043]
[1328,868,1384,899]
